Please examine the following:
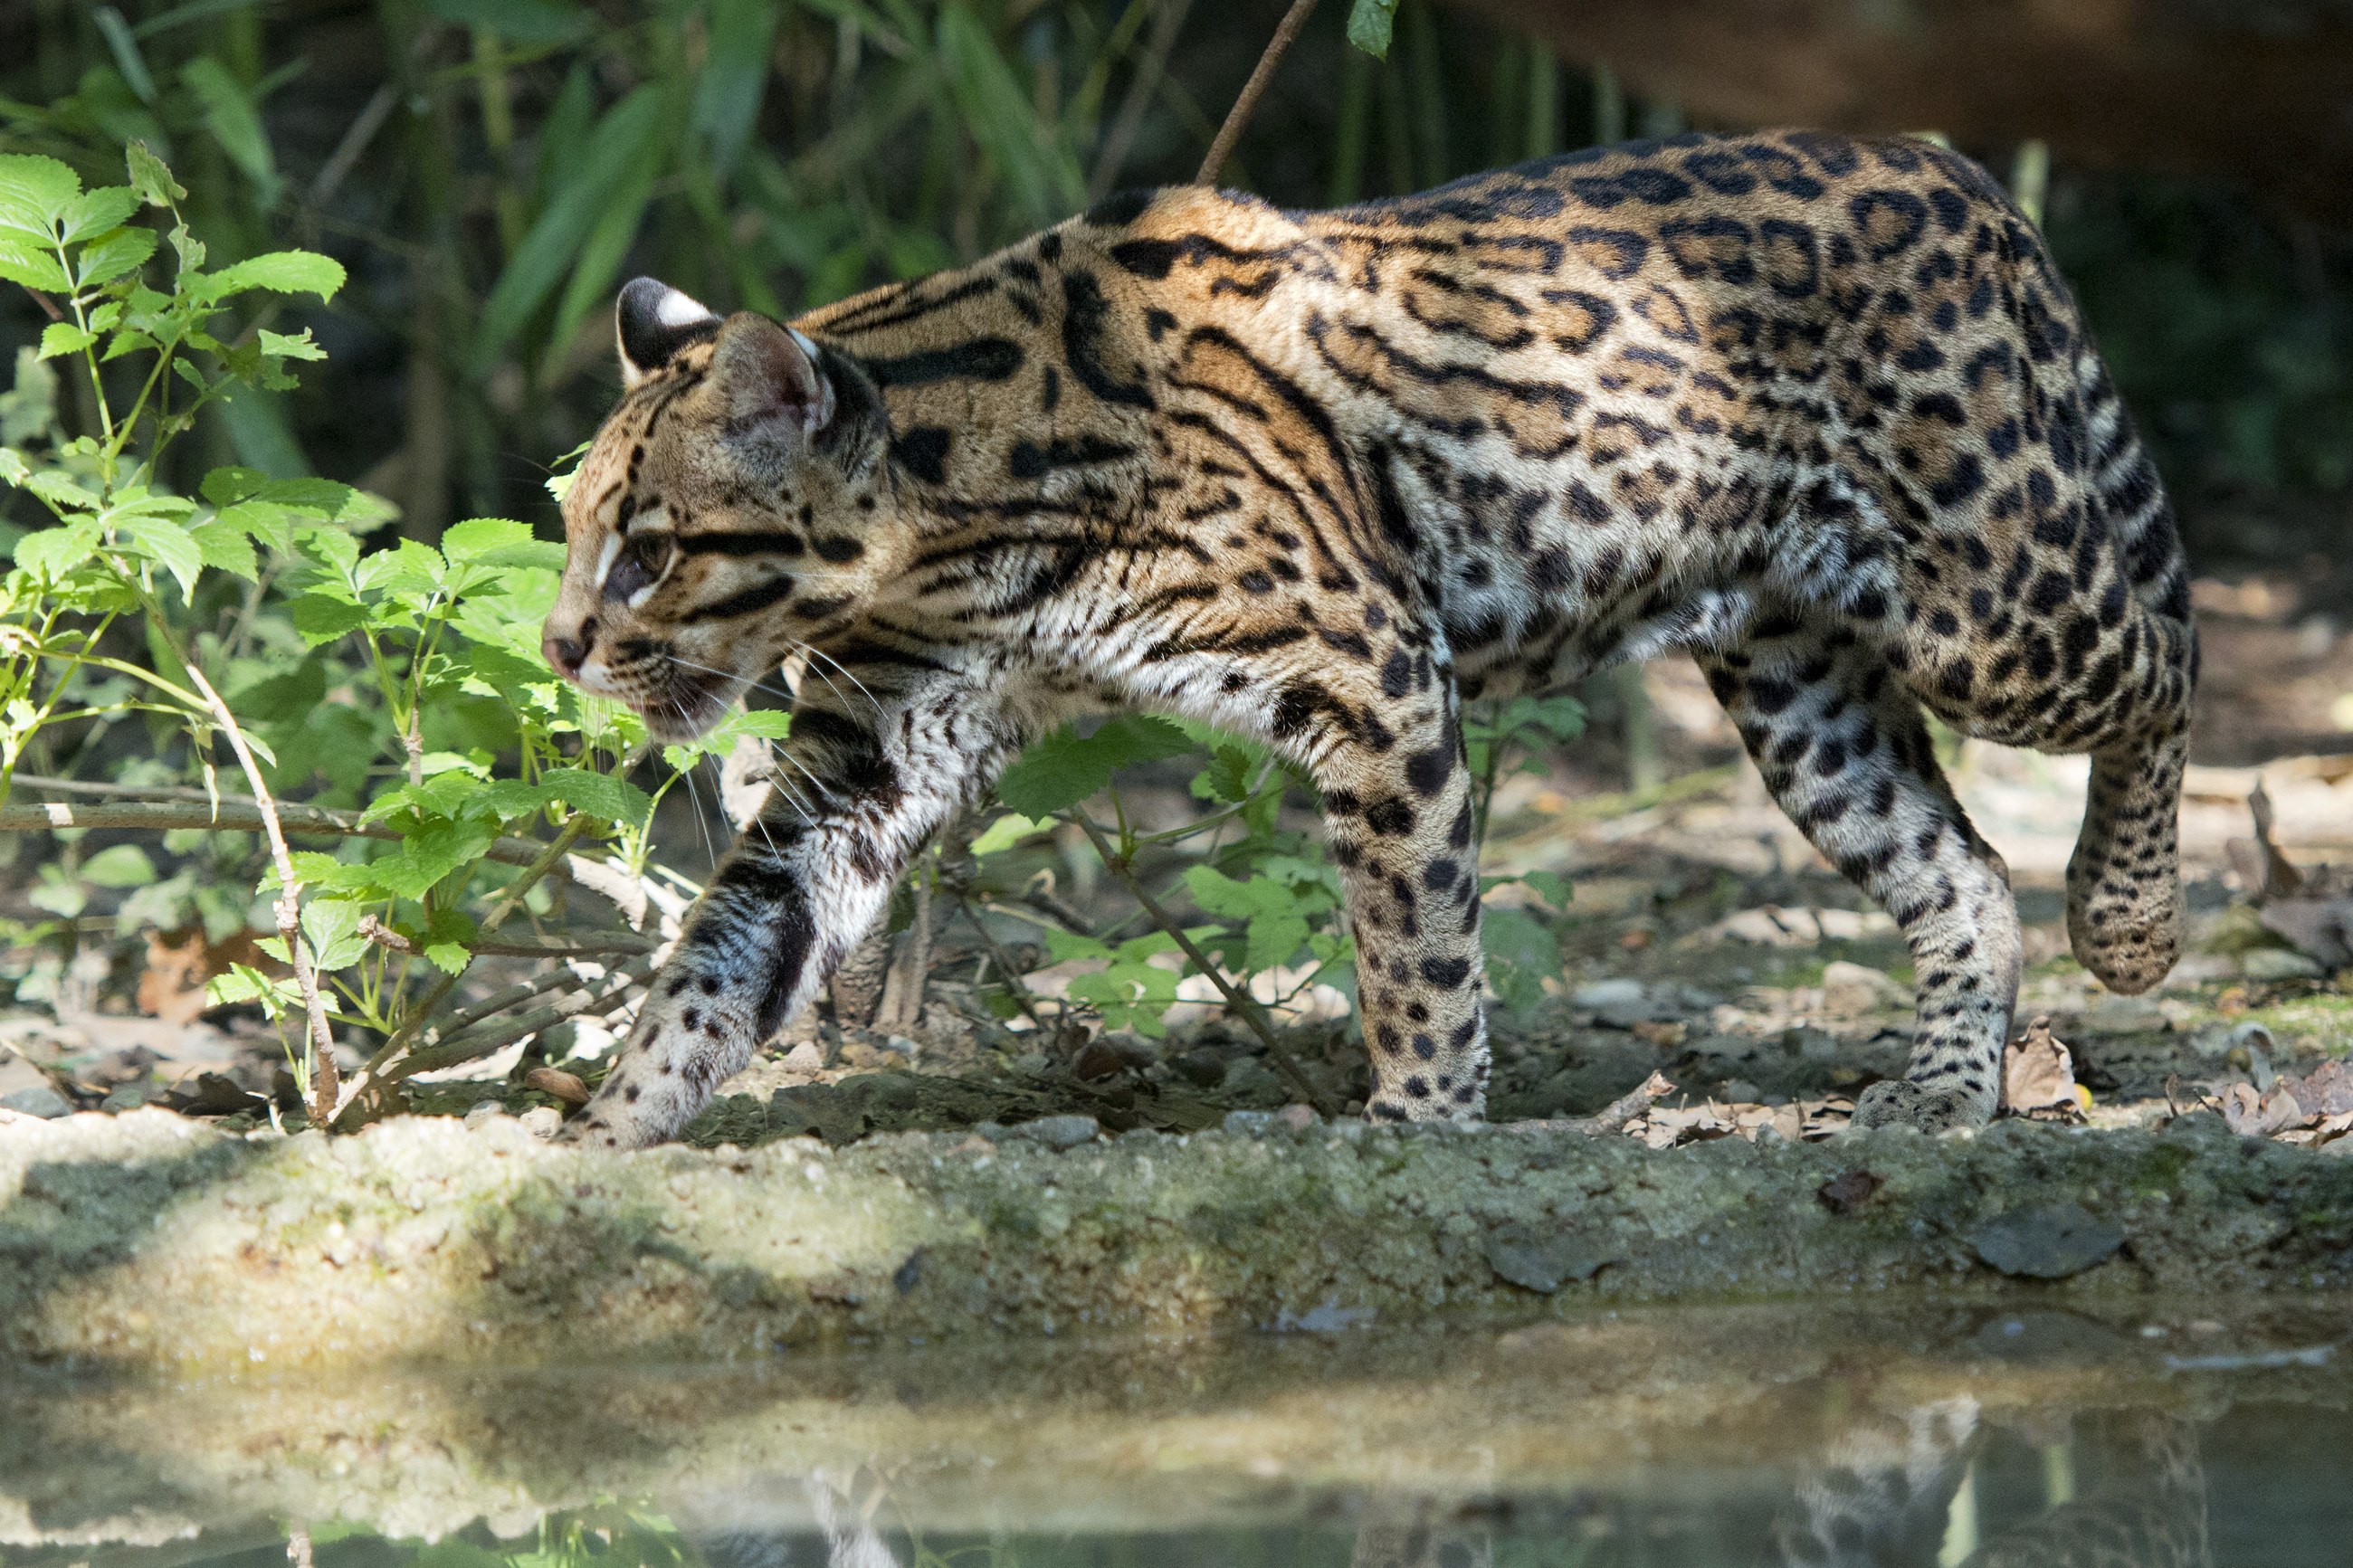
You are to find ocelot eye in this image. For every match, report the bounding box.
[605,533,674,603]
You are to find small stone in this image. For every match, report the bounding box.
[1481,1221,1621,1293]
[1071,1041,1128,1080]
[779,1040,824,1074]
[2240,947,2325,982]
[517,1106,564,1139]
[1015,1114,1100,1149]
[885,1034,920,1061]
[2,1084,71,1119]
[1718,1079,1763,1104]
[1970,1202,2125,1278]
[1572,978,1672,1029]
[100,1081,157,1113]
[463,1100,510,1129]
[1222,1109,1276,1135]
[1816,1169,1883,1213]
[2077,995,2168,1035]
[1172,1047,1228,1087]
[1275,1103,1318,1132]
[1010,1050,1053,1079]
[1223,1056,1283,1101]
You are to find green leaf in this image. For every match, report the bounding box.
[473,83,667,370]
[201,249,345,302]
[181,56,280,204]
[421,0,591,43]
[14,519,105,576]
[533,765,653,826]
[367,816,499,900]
[442,516,561,569]
[0,240,71,293]
[76,223,158,288]
[258,327,326,361]
[185,514,259,579]
[301,898,371,971]
[285,591,370,646]
[969,812,1050,856]
[37,323,96,359]
[0,152,81,236]
[691,0,780,178]
[936,3,1084,228]
[1183,865,1311,974]
[995,716,1197,818]
[116,516,205,597]
[1480,906,1561,1015]
[125,141,186,207]
[230,658,326,721]
[61,186,138,245]
[81,842,158,889]
[1346,0,1399,59]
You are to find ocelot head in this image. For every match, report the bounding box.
[540,278,894,739]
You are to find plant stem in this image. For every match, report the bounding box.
[184,663,340,1126]
[0,793,554,867]
[1070,810,1334,1116]
[1196,0,1317,187]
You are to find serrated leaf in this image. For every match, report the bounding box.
[125,142,185,207]
[37,323,95,359]
[0,153,80,236]
[367,817,500,900]
[116,516,204,597]
[969,812,1050,856]
[442,516,560,569]
[201,249,345,303]
[186,515,260,580]
[61,186,138,245]
[285,591,370,646]
[995,716,1198,818]
[0,242,72,293]
[14,519,104,575]
[258,327,326,361]
[76,223,157,288]
[534,765,653,825]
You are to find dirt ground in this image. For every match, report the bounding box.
[3,578,2348,1155]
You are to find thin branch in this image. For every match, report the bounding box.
[183,666,340,1126]
[950,893,1054,1031]
[0,789,555,869]
[1567,1070,1676,1136]
[403,955,658,1078]
[1070,811,1336,1117]
[1196,0,1319,187]
[357,911,657,960]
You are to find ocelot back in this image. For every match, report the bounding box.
[539,129,2196,1148]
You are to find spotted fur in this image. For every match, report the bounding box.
[544,130,2195,1148]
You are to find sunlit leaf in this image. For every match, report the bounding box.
[995,715,1197,817]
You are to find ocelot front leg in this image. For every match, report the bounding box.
[1290,668,1489,1124]
[564,670,1016,1149]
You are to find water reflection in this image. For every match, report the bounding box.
[0,1305,2341,1567]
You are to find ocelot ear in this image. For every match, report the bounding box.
[616,277,720,387]
[710,311,835,439]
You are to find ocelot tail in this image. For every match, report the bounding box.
[539,129,2195,1148]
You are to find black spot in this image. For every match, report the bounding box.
[891,426,953,484]
[1404,745,1455,796]
[1366,797,1416,836]
[1420,955,1473,988]
[1381,649,1413,697]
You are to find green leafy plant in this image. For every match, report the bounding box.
[0,146,670,1126]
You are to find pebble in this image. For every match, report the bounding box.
[1275,1103,1318,1132]
[517,1106,564,1139]
[463,1100,510,1129]
[779,1041,825,1074]
[2241,947,2325,982]
[1015,1114,1100,1149]
[1820,961,1912,1015]
[1,1084,71,1119]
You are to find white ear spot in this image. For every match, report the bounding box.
[659,287,715,327]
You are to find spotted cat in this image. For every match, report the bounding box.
[539,129,2195,1148]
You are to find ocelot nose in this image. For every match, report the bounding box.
[542,623,589,678]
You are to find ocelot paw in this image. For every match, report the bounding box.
[1848,1078,1988,1134]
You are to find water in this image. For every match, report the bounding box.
[4,1303,2347,1567]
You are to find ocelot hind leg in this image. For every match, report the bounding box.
[1698,625,2023,1131]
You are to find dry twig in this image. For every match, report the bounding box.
[1196,0,1319,186]
[1071,811,1335,1116]
[183,666,341,1126]
[0,789,551,868]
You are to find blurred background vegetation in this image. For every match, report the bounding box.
[2,0,2348,569]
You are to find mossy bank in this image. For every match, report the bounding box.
[3,1107,2349,1370]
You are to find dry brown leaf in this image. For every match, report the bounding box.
[1629,1019,1686,1048]
[522,1066,590,1105]
[2220,1081,2307,1138]
[2002,1016,2086,1120]
[2282,1059,2353,1118]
